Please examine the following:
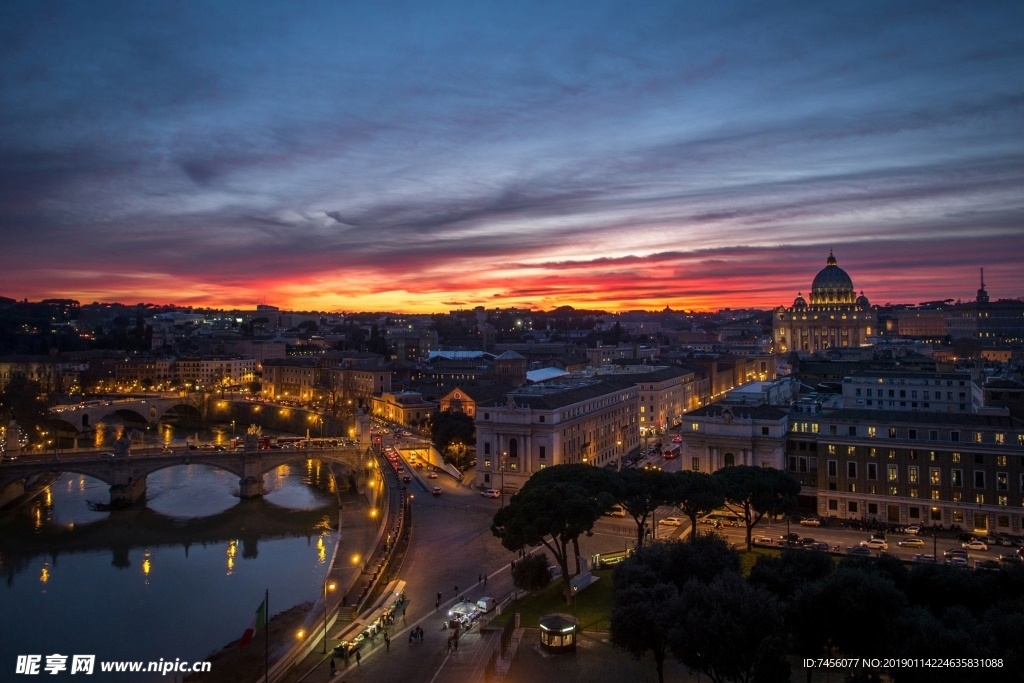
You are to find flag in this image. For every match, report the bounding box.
[238,598,266,650]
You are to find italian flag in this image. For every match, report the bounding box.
[238,599,266,650]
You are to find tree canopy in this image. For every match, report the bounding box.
[670,470,725,543]
[713,465,800,551]
[491,480,607,604]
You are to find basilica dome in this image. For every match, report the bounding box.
[810,250,856,304]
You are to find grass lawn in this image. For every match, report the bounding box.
[492,569,615,631]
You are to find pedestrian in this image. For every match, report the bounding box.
[483,574,487,586]
[330,658,336,676]
[355,650,361,665]
[454,585,458,596]
[477,573,482,584]
[408,632,413,645]
[446,637,452,653]
[385,633,390,652]
[435,598,440,610]
[437,591,442,603]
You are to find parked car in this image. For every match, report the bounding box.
[962,540,989,551]
[911,554,938,563]
[860,539,888,551]
[432,486,442,496]
[659,517,683,527]
[898,538,925,548]
[779,532,800,543]
[808,541,830,551]
[753,536,775,546]
[904,525,921,535]
[799,517,822,527]
[847,546,872,556]
[480,489,501,498]
[943,548,969,559]
[976,559,1001,572]
[999,553,1023,564]
[946,556,968,567]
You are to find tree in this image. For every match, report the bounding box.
[511,552,550,591]
[525,464,617,574]
[713,465,800,551]
[748,547,835,601]
[429,410,476,469]
[789,567,908,658]
[492,481,606,604]
[669,574,790,683]
[610,580,679,683]
[613,467,675,549]
[617,535,741,593]
[670,471,725,543]
[0,377,50,440]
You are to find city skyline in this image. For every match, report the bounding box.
[2,2,1023,312]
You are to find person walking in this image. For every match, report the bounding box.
[483,574,487,586]
[384,633,390,652]
[355,649,361,665]
[435,597,440,610]
[330,658,336,676]
[437,591,442,603]
[454,585,458,596]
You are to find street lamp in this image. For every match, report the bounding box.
[323,580,336,653]
[500,453,507,508]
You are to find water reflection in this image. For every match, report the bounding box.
[0,458,348,682]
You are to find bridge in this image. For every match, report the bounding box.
[0,445,374,508]
[49,397,202,432]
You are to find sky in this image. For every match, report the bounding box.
[1,1,1023,313]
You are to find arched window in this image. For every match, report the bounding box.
[508,438,518,458]
[724,452,735,467]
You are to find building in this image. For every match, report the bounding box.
[892,307,948,338]
[0,355,85,393]
[974,378,1024,420]
[438,384,512,418]
[680,404,790,476]
[841,370,975,413]
[473,379,640,493]
[114,358,177,387]
[773,251,877,354]
[262,357,319,400]
[941,269,1024,342]
[589,366,699,435]
[176,357,255,387]
[811,409,1024,534]
[371,391,436,428]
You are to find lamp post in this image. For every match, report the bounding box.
[323,579,336,653]
[500,453,507,508]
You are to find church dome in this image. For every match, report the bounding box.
[793,294,807,309]
[856,291,870,308]
[810,250,855,304]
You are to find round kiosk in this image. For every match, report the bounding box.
[538,613,578,654]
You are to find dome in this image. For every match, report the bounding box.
[810,250,855,304]
[793,293,807,309]
[856,291,870,308]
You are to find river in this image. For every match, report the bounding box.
[0,442,345,682]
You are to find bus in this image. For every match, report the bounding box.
[662,444,680,459]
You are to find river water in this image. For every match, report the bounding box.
[0,438,343,682]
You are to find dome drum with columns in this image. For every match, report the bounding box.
[773,251,876,354]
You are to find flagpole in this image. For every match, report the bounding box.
[265,588,269,683]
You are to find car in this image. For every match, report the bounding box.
[975,559,1001,572]
[672,435,682,443]
[898,538,925,548]
[956,532,977,542]
[428,472,438,479]
[904,525,921,535]
[962,541,989,551]
[799,517,822,527]
[847,546,872,556]
[480,489,501,498]
[98,451,116,458]
[402,475,412,483]
[414,462,425,468]
[808,542,830,551]
[397,466,405,473]
[432,486,442,496]
[946,556,969,567]
[779,532,800,543]
[799,537,818,546]
[753,536,775,546]
[659,517,683,527]
[860,539,889,550]
[213,445,226,452]
[999,553,1023,564]
[943,548,968,559]
[911,554,938,563]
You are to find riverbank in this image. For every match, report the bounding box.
[185,602,313,683]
